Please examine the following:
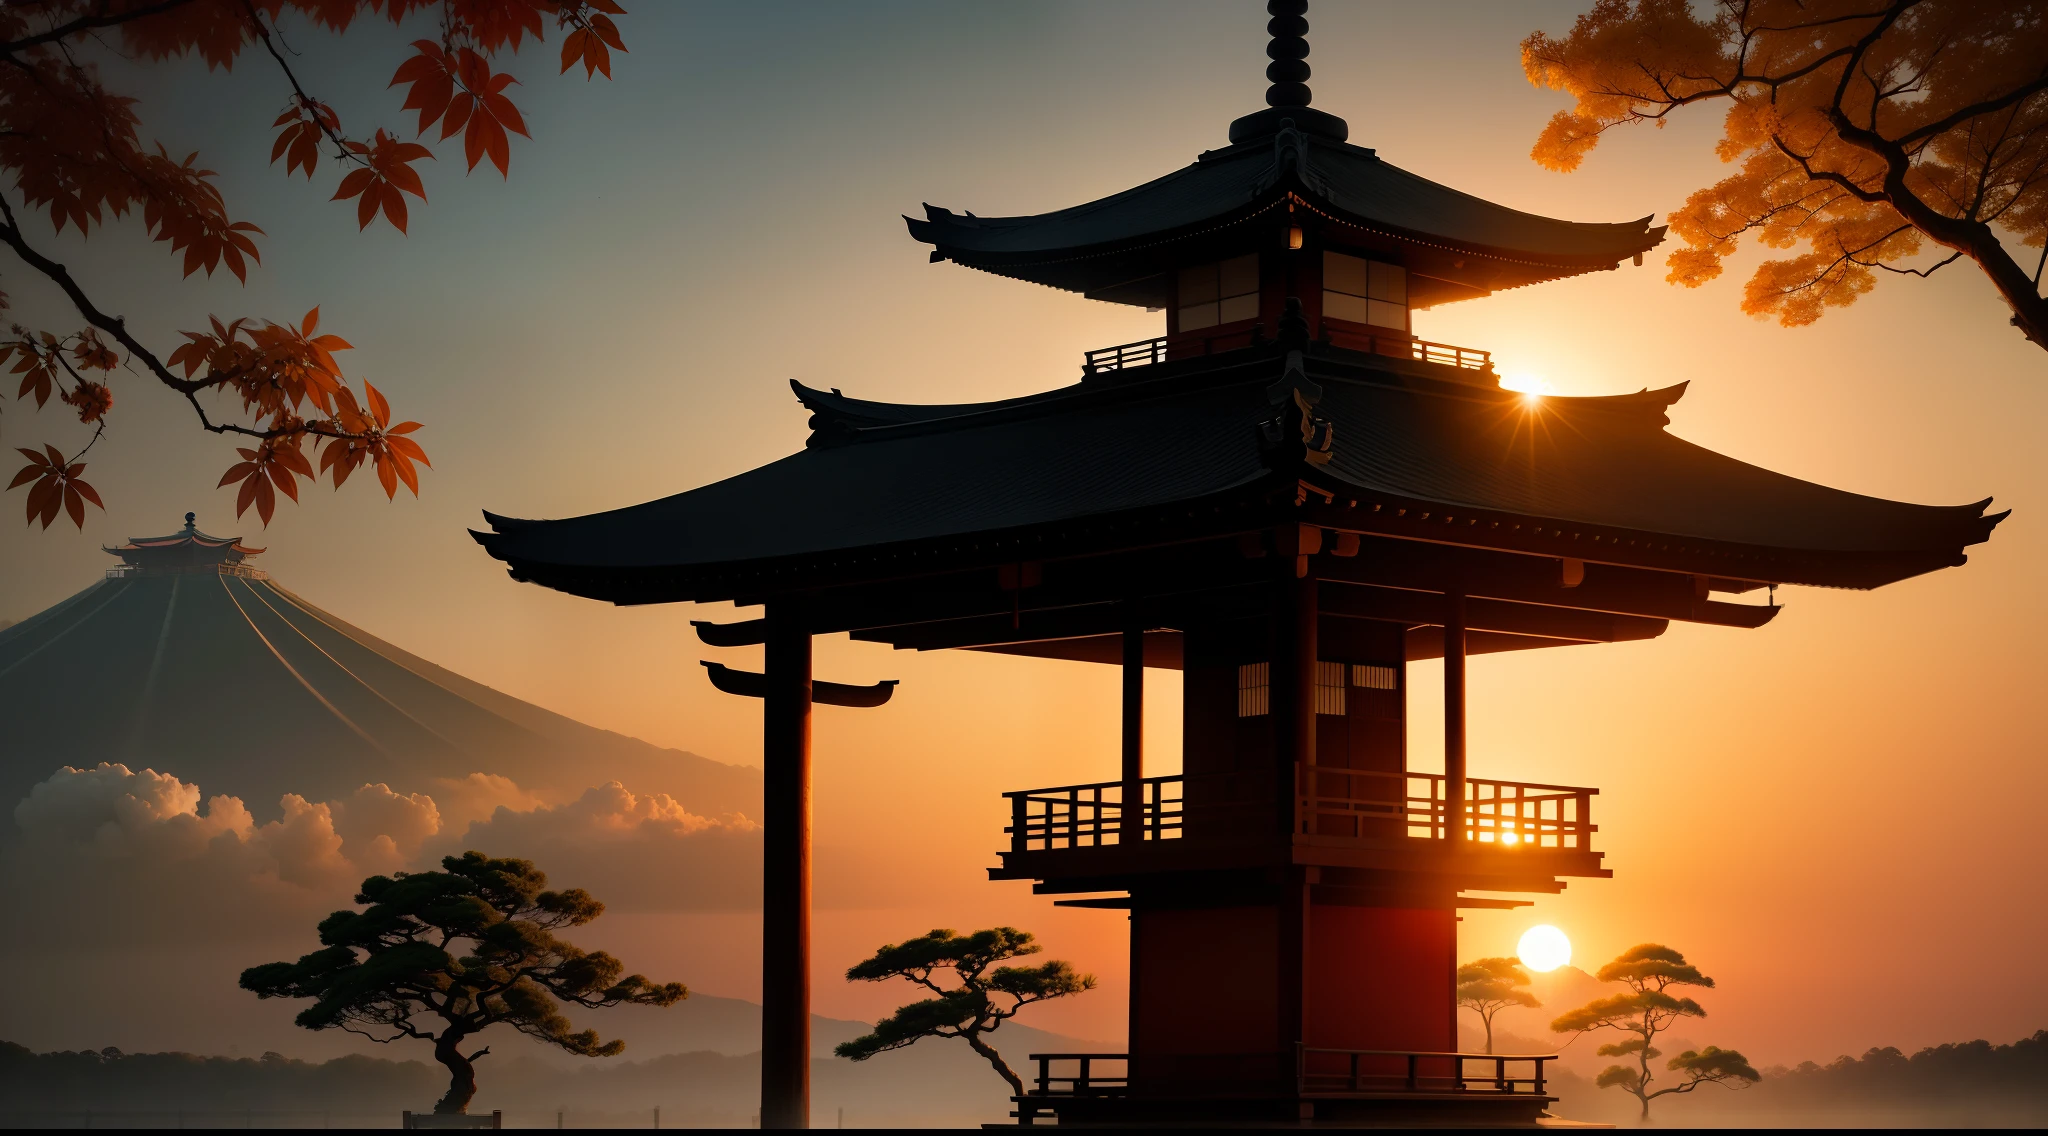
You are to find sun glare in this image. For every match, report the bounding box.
[1517,925,1571,973]
[1499,371,1555,398]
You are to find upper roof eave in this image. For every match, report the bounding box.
[908,129,1667,273]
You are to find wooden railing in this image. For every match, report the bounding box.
[1003,770,1593,853]
[1298,1048,1555,1095]
[1082,336,1168,374]
[1299,768,1595,849]
[1017,1049,1553,1109]
[1080,331,1493,375]
[1005,775,1184,850]
[106,564,268,580]
[1320,326,1493,371]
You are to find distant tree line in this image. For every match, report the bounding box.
[8,1030,2045,1123]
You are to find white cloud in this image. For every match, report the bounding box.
[440,782,762,911]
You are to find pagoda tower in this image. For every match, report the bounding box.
[474,2,2003,1127]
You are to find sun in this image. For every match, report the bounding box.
[1517,925,1572,973]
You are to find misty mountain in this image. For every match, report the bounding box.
[0,572,761,823]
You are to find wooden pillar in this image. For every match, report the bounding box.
[761,601,812,1130]
[1272,570,1318,836]
[1120,607,1144,840]
[1443,589,1467,847]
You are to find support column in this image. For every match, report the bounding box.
[761,601,812,1130]
[1120,606,1145,840]
[1271,570,1318,836]
[1443,589,1467,846]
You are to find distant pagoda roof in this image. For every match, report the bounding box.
[471,339,2002,603]
[104,512,263,572]
[907,119,1665,310]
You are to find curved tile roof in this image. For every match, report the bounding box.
[474,350,2000,593]
[908,127,1664,270]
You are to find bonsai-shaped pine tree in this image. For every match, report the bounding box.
[1456,957,1540,1054]
[240,852,686,1114]
[836,928,1094,1097]
[1550,944,1759,1120]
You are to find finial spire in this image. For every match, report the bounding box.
[1227,0,1346,144]
[183,511,196,530]
[1265,0,1311,108]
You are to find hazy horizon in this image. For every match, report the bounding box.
[2,0,2045,1084]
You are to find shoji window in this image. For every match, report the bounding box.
[1178,254,1260,332]
[1323,251,1408,331]
[1236,662,1270,718]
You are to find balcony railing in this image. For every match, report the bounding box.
[1016,1049,1554,1117]
[1299,767,1593,848]
[1082,337,1170,374]
[106,564,269,580]
[1006,775,1186,849]
[1079,331,1493,376]
[1002,770,1594,853]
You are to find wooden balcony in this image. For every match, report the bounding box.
[1014,1049,1557,1126]
[995,769,1602,884]
[1079,331,1493,377]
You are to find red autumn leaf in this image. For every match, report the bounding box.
[390,40,458,136]
[448,49,527,177]
[11,444,103,529]
[561,10,628,79]
[269,99,339,180]
[331,129,433,232]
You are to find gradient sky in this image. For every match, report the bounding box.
[3,1,2045,1063]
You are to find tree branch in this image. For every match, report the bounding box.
[0,0,199,57]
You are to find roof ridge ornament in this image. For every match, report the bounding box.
[1228,0,1348,145]
[1253,124,1329,199]
[1261,298,1334,467]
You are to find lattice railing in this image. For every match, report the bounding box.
[1004,769,1594,853]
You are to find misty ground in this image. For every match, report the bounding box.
[3,1004,2042,1129]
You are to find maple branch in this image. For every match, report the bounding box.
[0,194,362,446]
[1768,134,1886,203]
[1894,73,2048,147]
[1873,249,1961,277]
[0,191,207,397]
[243,1,365,167]
[0,0,198,58]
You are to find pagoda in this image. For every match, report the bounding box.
[104,511,267,576]
[472,2,2004,1128]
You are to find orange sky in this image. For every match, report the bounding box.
[3,1,2045,1065]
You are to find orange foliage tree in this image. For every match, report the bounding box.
[1521,0,2048,350]
[1,0,628,528]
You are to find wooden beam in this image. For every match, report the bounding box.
[1312,538,1778,628]
[805,531,1770,642]
[1120,609,1143,840]
[702,661,898,708]
[1444,590,1467,851]
[693,618,766,646]
[970,631,1186,668]
[1320,580,1669,642]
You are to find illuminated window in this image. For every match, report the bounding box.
[1237,662,1269,718]
[1315,660,1347,716]
[1178,255,1260,332]
[1352,664,1397,690]
[1322,251,1408,331]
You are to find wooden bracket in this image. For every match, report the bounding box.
[701,660,898,707]
[692,619,767,647]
